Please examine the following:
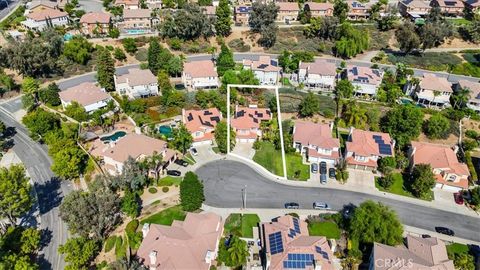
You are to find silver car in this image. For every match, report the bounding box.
[313,202,331,210]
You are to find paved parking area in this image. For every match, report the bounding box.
[231,142,255,159]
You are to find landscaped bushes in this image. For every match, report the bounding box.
[465,152,478,183]
[104,236,117,252]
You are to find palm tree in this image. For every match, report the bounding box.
[452,87,470,109]
[227,236,249,268]
[341,255,360,270]
[431,90,441,108]
[149,151,163,182]
[173,123,193,155]
[343,100,367,129]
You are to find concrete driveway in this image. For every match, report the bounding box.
[191,144,222,165]
[231,142,255,159]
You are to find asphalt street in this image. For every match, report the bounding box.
[196,160,480,243]
[0,0,19,22]
[0,98,72,270]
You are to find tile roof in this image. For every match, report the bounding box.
[183,108,222,134]
[304,2,334,10]
[29,0,58,9]
[101,133,168,163]
[347,66,383,86]
[115,68,157,86]
[80,12,111,24]
[261,215,334,270]
[400,0,431,8]
[347,0,372,9]
[115,0,139,5]
[123,8,152,19]
[137,212,223,270]
[231,106,271,130]
[346,129,394,157]
[235,5,253,13]
[435,0,464,8]
[458,80,480,100]
[27,8,68,20]
[299,60,337,76]
[243,56,282,72]
[419,74,452,93]
[465,0,480,7]
[293,121,339,149]
[372,235,454,270]
[411,141,470,176]
[59,82,111,107]
[183,60,218,78]
[276,2,300,11]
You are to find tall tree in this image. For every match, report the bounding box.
[179,172,204,211]
[148,38,162,74]
[342,100,367,129]
[381,105,424,148]
[0,165,34,226]
[22,109,61,140]
[51,145,88,180]
[58,236,99,270]
[172,123,193,155]
[249,2,279,48]
[349,200,403,246]
[218,235,249,267]
[38,83,61,106]
[424,113,451,139]
[298,92,320,117]
[395,21,421,53]
[333,0,348,23]
[96,49,116,92]
[215,0,233,37]
[216,44,235,76]
[215,121,235,153]
[411,164,435,199]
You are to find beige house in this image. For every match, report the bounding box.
[114,0,139,9]
[114,68,159,99]
[137,212,223,270]
[345,128,394,170]
[464,0,480,14]
[305,2,334,17]
[118,9,155,33]
[455,80,480,113]
[22,8,69,31]
[298,59,337,91]
[409,141,470,191]
[276,2,300,22]
[293,121,340,164]
[79,12,111,36]
[182,108,222,146]
[231,105,272,143]
[431,0,464,16]
[347,0,372,20]
[413,74,452,108]
[59,82,112,113]
[370,235,454,270]
[234,5,252,26]
[398,0,431,18]
[28,0,58,11]
[182,60,219,90]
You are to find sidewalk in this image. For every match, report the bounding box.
[222,154,480,218]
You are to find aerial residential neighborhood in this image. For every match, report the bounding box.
[0,0,479,269]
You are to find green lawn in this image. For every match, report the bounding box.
[158,176,182,186]
[212,147,220,154]
[446,18,471,26]
[183,153,196,165]
[224,213,261,238]
[140,205,186,225]
[446,243,469,256]
[307,221,341,239]
[253,141,309,180]
[375,173,433,201]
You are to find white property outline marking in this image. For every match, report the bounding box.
[226,84,287,179]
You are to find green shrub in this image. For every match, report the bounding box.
[162,186,169,193]
[168,38,182,50]
[465,152,478,182]
[465,130,479,139]
[114,236,125,259]
[228,39,251,52]
[287,213,300,218]
[104,236,117,252]
[135,48,148,62]
[148,187,158,194]
[125,219,139,234]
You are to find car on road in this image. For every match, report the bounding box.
[454,192,464,205]
[435,227,455,236]
[190,147,198,156]
[320,174,327,184]
[284,202,299,209]
[328,168,335,178]
[320,162,327,174]
[313,202,331,210]
[311,163,318,174]
[174,159,189,167]
[167,170,181,177]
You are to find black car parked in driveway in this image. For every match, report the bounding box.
[328,168,335,178]
[435,227,455,236]
[174,159,189,167]
[320,162,327,174]
[167,170,181,176]
[284,202,300,209]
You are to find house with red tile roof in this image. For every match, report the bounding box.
[293,121,340,164]
[182,60,219,90]
[409,141,469,191]
[59,82,112,113]
[464,0,480,13]
[431,0,464,16]
[345,128,395,170]
[305,2,334,17]
[276,2,300,22]
[22,8,69,31]
[298,60,337,91]
[80,12,111,36]
[346,65,384,98]
[28,0,58,11]
[114,68,159,99]
[347,0,373,20]
[234,5,253,26]
[118,9,156,34]
[182,108,222,146]
[138,212,223,270]
[455,80,480,113]
[114,0,139,9]
[93,133,176,175]
[243,56,281,86]
[413,74,452,108]
[370,235,454,270]
[260,215,335,270]
[398,0,431,18]
[231,105,272,143]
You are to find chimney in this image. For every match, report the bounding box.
[453,145,459,154]
[142,223,150,238]
[149,250,157,269]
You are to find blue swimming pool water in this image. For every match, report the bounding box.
[126,29,149,35]
[100,131,127,142]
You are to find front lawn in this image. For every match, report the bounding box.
[158,176,182,186]
[140,205,186,225]
[307,221,341,239]
[375,173,434,201]
[224,213,261,238]
[253,141,309,180]
[446,243,469,257]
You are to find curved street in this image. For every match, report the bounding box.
[196,160,480,242]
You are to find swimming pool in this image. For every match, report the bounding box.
[126,29,149,35]
[100,131,127,142]
[159,125,173,137]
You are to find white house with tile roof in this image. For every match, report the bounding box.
[114,68,159,99]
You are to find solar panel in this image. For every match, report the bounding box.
[293,218,301,233]
[236,110,245,117]
[315,246,322,253]
[283,253,314,269]
[204,110,212,115]
[258,64,268,69]
[187,113,193,121]
[372,135,382,140]
[210,116,220,123]
[268,232,284,255]
[444,1,456,5]
[271,59,278,67]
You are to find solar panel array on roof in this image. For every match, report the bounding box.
[187,113,193,122]
[288,228,297,238]
[236,110,245,118]
[204,110,212,115]
[352,67,358,76]
[258,64,268,69]
[271,60,278,67]
[210,116,220,123]
[268,232,284,255]
[373,135,392,155]
[444,1,456,5]
[293,218,301,233]
[238,6,251,12]
[283,253,315,269]
[315,246,329,260]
